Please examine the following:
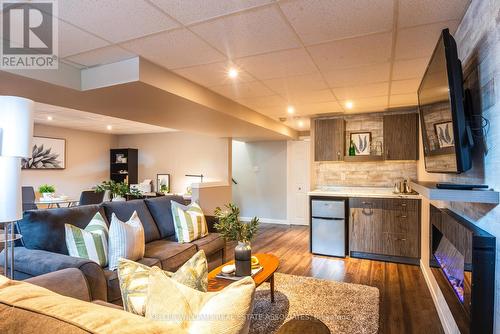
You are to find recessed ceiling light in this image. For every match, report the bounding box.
[228,67,238,78]
[47,116,53,121]
[106,125,112,130]
[345,101,354,109]
[287,106,295,114]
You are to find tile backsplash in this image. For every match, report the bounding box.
[313,160,417,188]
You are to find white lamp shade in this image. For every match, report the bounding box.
[0,96,34,158]
[0,156,22,222]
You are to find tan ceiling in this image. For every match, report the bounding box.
[7,0,471,131]
[34,102,177,135]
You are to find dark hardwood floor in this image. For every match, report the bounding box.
[225,224,444,334]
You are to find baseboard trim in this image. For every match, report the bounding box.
[239,216,290,225]
[419,259,458,334]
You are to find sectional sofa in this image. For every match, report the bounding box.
[0,195,225,304]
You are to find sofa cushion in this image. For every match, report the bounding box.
[189,233,225,257]
[18,205,102,254]
[102,200,160,243]
[144,240,197,271]
[145,195,185,239]
[0,275,186,334]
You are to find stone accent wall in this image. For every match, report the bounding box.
[314,161,417,188]
[418,0,500,330]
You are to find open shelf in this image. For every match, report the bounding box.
[410,181,499,204]
[343,155,384,162]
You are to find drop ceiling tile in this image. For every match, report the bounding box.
[237,95,287,110]
[295,101,343,115]
[308,32,392,71]
[280,0,393,45]
[236,48,318,80]
[150,0,274,25]
[57,0,178,43]
[285,89,336,105]
[389,93,418,107]
[58,21,109,57]
[398,0,470,28]
[323,62,391,87]
[333,82,389,100]
[210,81,275,99]
[392,57,429,80]
[339,96,388,112]
[395,20,459,60]
[65,46,135,67]
[190,5,301,58]
[390,79,421,95]
[121,29,225,69]
[174,62,255,87]
[262,73,328,95]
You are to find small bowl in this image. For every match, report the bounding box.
[221,264,235,274]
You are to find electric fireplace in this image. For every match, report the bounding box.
[430,205,495,334]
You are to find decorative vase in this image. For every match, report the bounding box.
[42,192,53,199]
[112,195,126,202]
[235,241,252,277]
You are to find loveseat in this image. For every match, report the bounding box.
[0,196,225,304]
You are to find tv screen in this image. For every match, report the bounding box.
[418,29,471,173]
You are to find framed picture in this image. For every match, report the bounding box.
[157,174,170,193]
[350,132,371,155]
[434,121,455,148]
[22,136,66,169]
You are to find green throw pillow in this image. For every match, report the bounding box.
[65,212,109,267]
[117,250,208,316]
[171,201,208,243]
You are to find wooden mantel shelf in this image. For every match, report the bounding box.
[410,181,500,204]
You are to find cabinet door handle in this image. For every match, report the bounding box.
[396,238,407,241]
[362,201,373,206]
[401,203,407,207]
[400,215,407,219]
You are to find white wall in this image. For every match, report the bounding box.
[232,140,287,221]
[117,132,231,194]
[418,0,500,332]
[21,124,118,199]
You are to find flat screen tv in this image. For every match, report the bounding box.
[418,28,472,173]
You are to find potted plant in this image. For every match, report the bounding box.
[95,180,135,201]
[38,184,56,199]
[214,203,259,276]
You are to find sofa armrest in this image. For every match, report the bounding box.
[205,215,219,233]
[25,268,92,302]
[2,247,107,301]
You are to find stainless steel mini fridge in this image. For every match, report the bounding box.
[311,199,346,257]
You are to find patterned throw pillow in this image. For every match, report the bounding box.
[65,212,109,267]
[117,250,208,316]
[108,211,145,271]
[146,267,256,334]
[171,201,208,243]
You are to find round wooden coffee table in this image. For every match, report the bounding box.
[208,253,279,302]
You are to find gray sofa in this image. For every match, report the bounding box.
[1,196,225,304]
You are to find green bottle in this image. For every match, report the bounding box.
[349,140,356,156]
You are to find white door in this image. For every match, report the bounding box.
[287,139,310,225]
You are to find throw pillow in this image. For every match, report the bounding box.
[108,211,145,271]
[117,250,208,316]
[65,211,109,267]
[145,267,256,334]
[171,201,208,243]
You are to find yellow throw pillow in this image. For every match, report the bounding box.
[118,250,208,316]
[145,267,256,334]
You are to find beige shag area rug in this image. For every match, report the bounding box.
[249,273,379,334]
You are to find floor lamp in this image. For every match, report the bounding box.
[0,96,34,279]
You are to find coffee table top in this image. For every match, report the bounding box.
[208,253,279,291]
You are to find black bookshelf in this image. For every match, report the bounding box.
[110,148,138,184]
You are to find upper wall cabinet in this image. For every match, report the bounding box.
[383,113,419,161]
[314,118,345,161]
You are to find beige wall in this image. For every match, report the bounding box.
[417,0,500,332]
[21,124,118,199]
[117,132,231,194]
